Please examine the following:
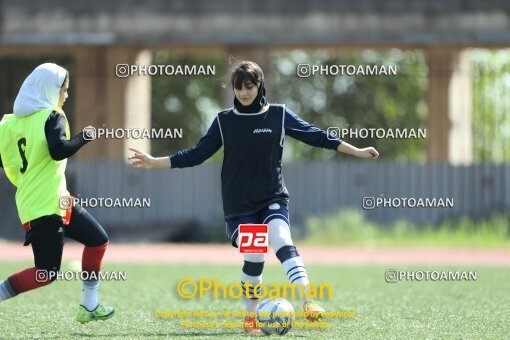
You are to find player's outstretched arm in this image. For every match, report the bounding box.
[128,148,171,169]
[337,141,379,160]
[131,117,222,170]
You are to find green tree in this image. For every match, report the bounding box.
[270,49,428,162]
[150,52,226,159]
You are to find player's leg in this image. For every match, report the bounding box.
[0,215,63,302]
[241,252,265,334]
[226,215,264,334]
[64,203,114,323]
[263,202,325,321]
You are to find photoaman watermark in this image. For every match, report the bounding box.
[177,278,332,300]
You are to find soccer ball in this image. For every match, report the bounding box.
[256,298,295,335]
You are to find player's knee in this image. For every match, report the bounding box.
[270,231,293,251]
[242,260,265,276]
[95,227,109,246]
[275,245,300,263]
[268,218,293,251]
[100,233,109,246]
[87,233,109,247]
[97,235,109,247]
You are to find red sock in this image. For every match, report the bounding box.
[82,241,109,275]
[8,267,52,295]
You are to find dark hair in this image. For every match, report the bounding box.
[61,72,69,88]
[231,61,264,90]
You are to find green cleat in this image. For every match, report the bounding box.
[76,303,115,324]
[303,300,325,321]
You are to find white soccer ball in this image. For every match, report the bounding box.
[256,298,295,335]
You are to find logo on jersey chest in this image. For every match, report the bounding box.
[253,128,272,134]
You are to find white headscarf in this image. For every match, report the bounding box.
[13,63,68,117]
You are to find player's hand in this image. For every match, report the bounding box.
[356,147,379,160]
[128,148,157,169]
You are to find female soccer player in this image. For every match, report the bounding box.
[128,61,379,334]
[0,63,115,323]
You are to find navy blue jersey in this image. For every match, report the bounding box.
[170,104,341,220]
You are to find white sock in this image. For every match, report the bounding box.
[241,272,262,315]
[82,279,99,311]
[282,256,310,304]
[244,297,259,315]
[0,280,16,302]
[267,218,311,304]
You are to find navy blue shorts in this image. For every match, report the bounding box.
[226,201,290,248]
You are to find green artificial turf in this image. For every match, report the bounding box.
[0,262,508,339]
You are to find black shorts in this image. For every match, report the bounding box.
[23,203,108,272]
[225,202,290,248]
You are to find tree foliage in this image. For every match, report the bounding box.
[270,49,428,162]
